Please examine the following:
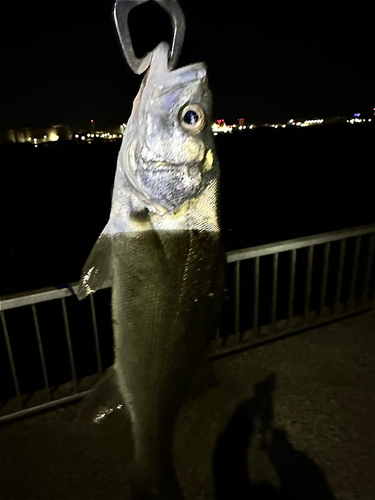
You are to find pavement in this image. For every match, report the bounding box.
[1,310,375,500]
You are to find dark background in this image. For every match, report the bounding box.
[0,0,374,129]
[0,0,374,295]
[0,123,374,297]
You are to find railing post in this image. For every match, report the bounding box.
[89,295,103,375]
[31,305,51,400]
[234,261,240,342]
[271,253,279,328]
[363,233,374,302]
[253,257,259,334]
[349,236,361,308]
[319,242,330,317]
[304,246,314,322]
[288,249,296,325]
[61,297,77,392]
[334,239,346,313]
[1,311,22,409]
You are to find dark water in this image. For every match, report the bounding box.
[1,123,373,296]
[1,124,374,401]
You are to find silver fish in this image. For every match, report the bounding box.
[78,42,222,499]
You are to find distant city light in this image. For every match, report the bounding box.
[346,117,366,124]
[212,119,233,134]
[49,132,59,142]
[300,119,324,127]
[3,113,371,146]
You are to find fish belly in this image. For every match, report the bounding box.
[111,229,219,497]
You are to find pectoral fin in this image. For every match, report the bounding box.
[77,227,112,300]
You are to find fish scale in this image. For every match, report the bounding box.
[112,230,219,497]
[78,42,222,498]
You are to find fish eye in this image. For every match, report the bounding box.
[179,104,206,133]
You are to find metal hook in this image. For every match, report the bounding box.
[113,0,186,75]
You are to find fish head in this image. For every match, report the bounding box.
[120,42,218,214]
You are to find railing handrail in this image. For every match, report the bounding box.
[0,284,80,311]
[1,223,374,311]
[226,223,375,263]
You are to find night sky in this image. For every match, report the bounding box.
[1,0,374,129]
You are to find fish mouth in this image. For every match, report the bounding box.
[143,160,203,173]
[135,160,204,213]
[125,141,208,213]
[143,161,203,190]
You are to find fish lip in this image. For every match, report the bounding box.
[143,160,204,173]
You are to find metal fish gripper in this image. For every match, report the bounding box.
[113,0,186,74]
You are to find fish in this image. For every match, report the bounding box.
[77,41,222,499]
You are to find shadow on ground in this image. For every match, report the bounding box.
[213,374,336,500]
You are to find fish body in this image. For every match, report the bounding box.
[78,42,221,498]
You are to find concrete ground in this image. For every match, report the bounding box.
[1,310,375,500]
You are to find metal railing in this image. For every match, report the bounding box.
[1,224,374,423]
[213,223,375,358]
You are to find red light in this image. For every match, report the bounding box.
[91,120,94,123]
